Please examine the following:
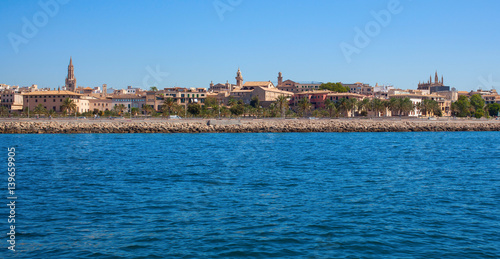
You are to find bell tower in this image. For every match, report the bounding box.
[65,57,77,92]
[278,72,283,87]
[235,68,243,87]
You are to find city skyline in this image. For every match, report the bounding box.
[1,0,500,91]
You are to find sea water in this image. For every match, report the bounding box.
[1,132,499,258]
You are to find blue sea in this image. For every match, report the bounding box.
[1,132,499,258]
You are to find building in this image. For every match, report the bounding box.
[373,83,394,99]
[22,90,90,113]
[481,89,500,104]
[146,88,208,111]
[110,94,146,112]
[209,81,235,93]
[65,58,76,92]
[1,90,23,111]
[276,72,322,93]
[290,90,331,109]
[290,91,365,110]
[417,71,450,93]
[343,82,373,96]
[207,69,293,107]
[88,97,113,112]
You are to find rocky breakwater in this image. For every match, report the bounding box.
[1,120,500,134]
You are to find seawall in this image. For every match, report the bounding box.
[1,119,500,134]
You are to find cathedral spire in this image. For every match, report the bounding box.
[435,70,439,83]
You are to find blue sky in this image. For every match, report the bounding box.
[1,0,500,91]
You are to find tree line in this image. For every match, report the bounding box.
[3,94,499,119]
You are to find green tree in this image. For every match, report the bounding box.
[400,97,414,116]
[162,97,176,117]
[298,97,312,117]
[149,86,158,92]
[470,94,485,111]
[34,104,47,115]
[469,94,484,119]
[187,103,201,116]
[47,109,56,117]
[61,97,77,115]
[0,106,9,116]
[417,99,439,117]
[486,103,500,117]
[228,97,237,106]
[338,98,357,117]
[388,98,401,116]
[143,105,154,115]
[474,109,485,118]
[319,82,349,93]
[113,104,126,116]
[357,98,371,116]
[205,96,218,108]
[324,99,338,118]
[451,96,471,117]
[275,95,289,118]
[371,98,385,117]
[229,104,245,116]
[250,96,260,108]
[130,107,140,116]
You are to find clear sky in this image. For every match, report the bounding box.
[1,0,500,91]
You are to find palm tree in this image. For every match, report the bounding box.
[357,98,370,116]
[61,98,77,115]
[33,104,47,115]
[150,86,158,92]
[228,97,237,107]
[143,105,154,116]
[47,109,56,117]
[162,97,175,117]
[298,97,311,117]
[275,95,289,118]
[400,97,414,116]
[388,98,401,116]
[338,98,348,117]
[371,98,385,117]
[113,104,126,116]
[324,99,338,118]
[0,106,9,117]
[417,99,439,117]
[130,107,140,116]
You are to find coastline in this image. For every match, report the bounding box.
[1,118,500,134]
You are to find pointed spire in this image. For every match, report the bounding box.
[70,57,73,66]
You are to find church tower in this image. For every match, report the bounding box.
[235,68,243,87]
[278,72,283,87]
[65,57,77,92]
[435,71,439,84]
